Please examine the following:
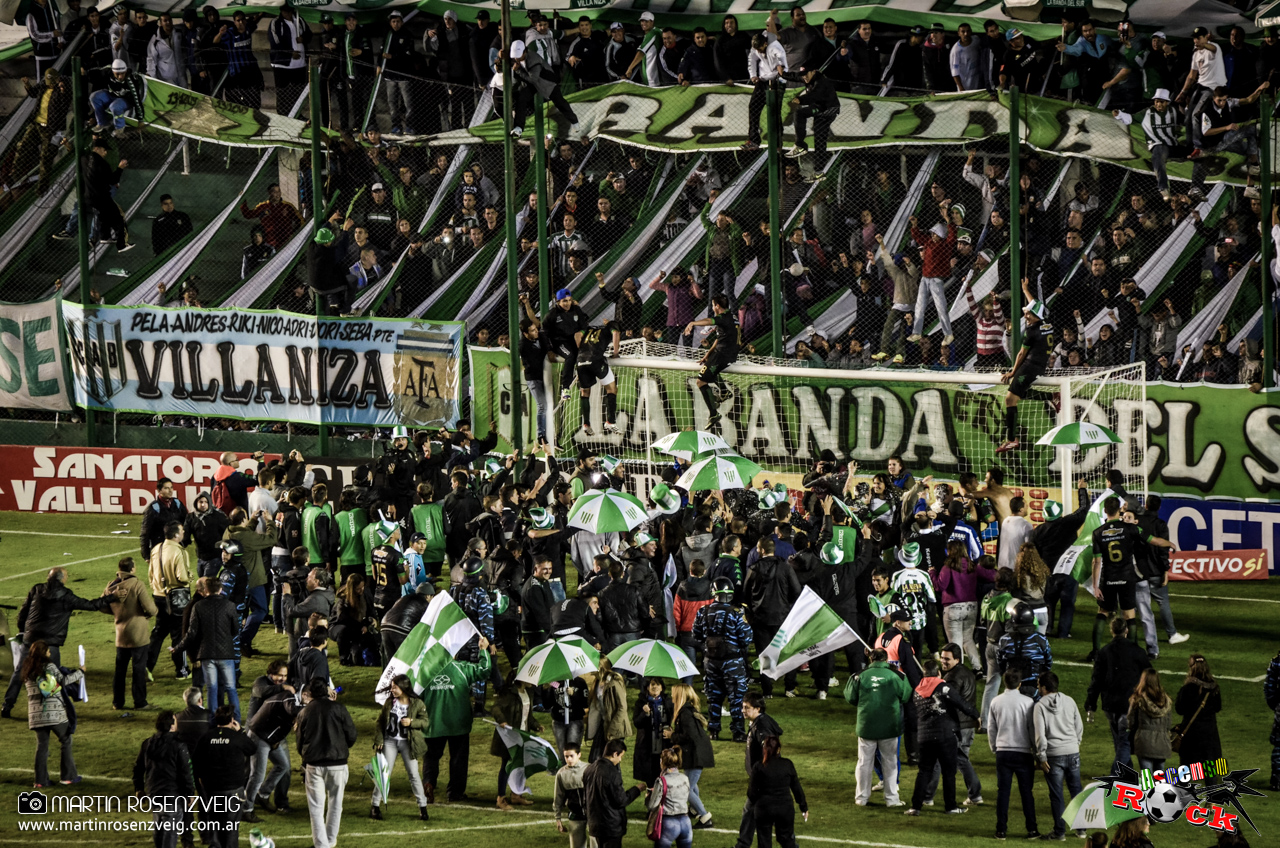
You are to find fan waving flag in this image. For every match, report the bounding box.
[374,591,479,704]
[756,587,864,679]
[486,720,562,795]
[1053,487,1116,588]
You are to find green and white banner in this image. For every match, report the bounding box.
[374,591,478,704]
[1053,486,1119,587]
[0,297,71,413]
[140,77,333,149]
[757,586,861,679]
[486,721,562,795]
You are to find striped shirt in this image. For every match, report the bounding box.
[1140,104,1181,149]
[966,288,1007,355]
[226,26,256,76]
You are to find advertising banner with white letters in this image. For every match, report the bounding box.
[1168,549,1270,582]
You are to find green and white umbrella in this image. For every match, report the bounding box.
[566,488,650,533]
[1062,782,1146,831]
[516,639,599,685]
[651,429,731,460]
[555,636,602,666]
[606,638,700,678]
[675,453,763,491]
[1036,422,1122,449]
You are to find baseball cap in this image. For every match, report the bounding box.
[633,532,656,547]
[344,12,357,21]
[609,21,623,30]
[889,608,912,623]
[388,9,403,19]
[930,22,945,32]
[319,13,333,24]
[640,10,655,21]
[909,25,925,35]
[1152,30,1167,39]
[510,39,526,59]
[576,446,598,461]
[371,182,385,191]
[111,59,127,72]
[407,532,427,544]
[957,232,972,245]
[555,287,572,300]
[1005,28,1022,41]
[1192,26,1209,37]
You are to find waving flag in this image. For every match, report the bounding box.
[374,591,478,704]
[486,721,562,795]
[1053,488,1116,588]
[756,587,864,679]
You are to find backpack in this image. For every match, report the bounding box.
[703,605,732,660]
[212,477,235,514]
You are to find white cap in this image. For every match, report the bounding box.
[111,59,127,72]
[443,9,457,20]
[371,182,385,191]
[1152,30,1166,39]
[1153,87,1171,101]
[510,39,525,59]
[639,11,654,21]
[787,262,807,277]
[930,222,948,239]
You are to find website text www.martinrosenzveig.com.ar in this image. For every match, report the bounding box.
[16,790,243,833]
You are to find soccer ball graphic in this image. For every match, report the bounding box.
[1144,783,1189,823]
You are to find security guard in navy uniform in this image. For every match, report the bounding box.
[377,424,418,532]
[996,601,1053,699]
[450,556,496,713]
[692,577,753,741]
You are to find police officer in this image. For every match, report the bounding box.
[378,425,418,532]
[450,556,495,713]
[692,577,752,742]
[996,602,1053,699]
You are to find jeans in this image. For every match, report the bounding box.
[527,379,548,441]
[923,727,982,804]
[1147,582,1178,638]
[373,736,428,806]
[205,658,240,722]
[942,602,981,668]
[245,732,290,809]
[912,276,953,338]
[1105,710,1131,774]
[384,78,414,131]
[1045,574,1078,638]
[202,789,243,848]
[658,813,692,848]
[304,763,348,848]
[603,630,640,654]
[1044,752,1083,838]
[994,751,1038,835]
[241,585,269,649]
[198,557,222,579]
[1135,580,1159,657]
[912,735,959,810]
[90,90,131,130]
[1150,143,1193,193]
[5,643,60,711]
[1138,756,1165,772]
[552,721,584,758]
[152,806,184,848]
[33,721,76,785]
[856,736,901,804]
[685,767,707,817]
[794,104,839,161]
[980,643,999,726]
[114,645,150,708]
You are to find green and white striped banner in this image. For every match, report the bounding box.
[757,587,861,679]
[374,591,478,704]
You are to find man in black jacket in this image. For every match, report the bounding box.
[733,692,783,848]
[2,567,114,717]
[184,492,231,578]
[85,135,133,251]
[624,533,665,638]
[173,576,243,722]
[175,688,211,751]
[786,66,840,177]
[380,584,433,660]
[521,558,555,649]
[193,705,256,846]
[133,710,197,845]
[921,644,983,807]
[297,677,358,848]
[596,561,651,652]
[142,478,189,561]
[290,625,332,691]
[742,537,801,697]
[905,660,981,815]
[441,470,481,568]
[151,194,193,256]
[1085,617,1150,774]
[244,661,299,818]
[551,593,604,648]
[582,738,644,848]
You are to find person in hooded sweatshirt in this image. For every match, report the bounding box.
[1033,671,1084,841]
[672,560,713,670]
[185,491,231,579]
[680,515,720,579]
[625,532,665,639]
[904,659,981,816]
[742,537,801,698]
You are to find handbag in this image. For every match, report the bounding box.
[1170,691,1210,753]
[166,585,191,615]
[645,774,668,842]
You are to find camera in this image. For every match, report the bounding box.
[18,789,48,814]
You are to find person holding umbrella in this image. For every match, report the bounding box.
[632,677,672,785]
[370,674,430,822]
[585,656,633,763]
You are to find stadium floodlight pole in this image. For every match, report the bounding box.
[1008,85,1023,352]
[534,94,551,315]
[767,82,783,354]
[72,56,95,448]
[1262,92,1276,389]
[500,0,523,459]
[310,62,330,456]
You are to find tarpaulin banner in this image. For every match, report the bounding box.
[62,303,464,428]
[0,297,71,412]
[141,77,335,149]
[1161,497,1280,575]
[0,445,277,513]
[1168,549,1270,581]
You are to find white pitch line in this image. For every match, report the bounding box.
[0,767,132,783]
[1056,660,1264,683]
[269,819,558,839]
[0,530,127,538]
[0,548,136,581]
[1168,591,1280,605]
[702,827,930,848]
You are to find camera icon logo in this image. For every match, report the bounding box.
[18,789,48,814]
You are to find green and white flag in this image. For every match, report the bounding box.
[364,751,391,801]
[486,720,562,795]
[374,591,479,704]
[1053,488,1117,588]
[756,586,862,679]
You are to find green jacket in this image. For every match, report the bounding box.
[335,508,369,568]
[223,524,277,590]
[844,660,912,740]
[701,202,743,276]
[410,502,447,562]
[421,652,491,739]
[363,521,384,571]
[302,502,334,565]
[374,694,429,759]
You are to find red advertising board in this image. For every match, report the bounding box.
[0,445,278,514]
[1169,549,1269,582]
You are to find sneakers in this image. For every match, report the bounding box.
[784,690,797,698]
[1041,835,1066,842]
[707,412,722,429]
[828,677,840,688]
[420,805,431,822]
[560,388,570,401]
[112,128,126,139]
[995,439,1020,454]
[510,126,523,139]
[946,808,968,815]
[1159,189,1171,201]
[175,670,191,680]
[59,776,82,786]
[243,811,263,824]
[496,795,514,811]
[257,796,276,813]
[1187,186,1207,202]
[922,800,935,807]
[51,231,73,241]
[907,334,922,343]
[816,691,826,700]
[581,425,594,436]
[740,140,761,151]
[118,242,135,254]
[870,352,888,362]
[90,124,108,133]
[885,800,905,808]
[389,126,401,134]
[785,145,809,158]
[1169,632,1190,644]
[904,809,920,816]
[731,731,748,743]
[1245,185,1261,199]
[942,334,954,346]
[871,782,884,792]
[508,794,533,806]
[995,832,1007,841]
[603,423,620,435]
[1187,148,1203,159]
[1025,833,1042,840]
[370,804,383,820]
[964,797,984,806]
[803,171,825,184]
[694,813,714,829]
[891,354,904,364]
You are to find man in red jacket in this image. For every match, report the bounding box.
[240,183,303,248]
[908,204,959,346]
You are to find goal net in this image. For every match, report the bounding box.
[553,342,1147,518]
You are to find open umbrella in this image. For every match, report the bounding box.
[515,639,599,685]
[1036,421,1122,449]
[566,488,649,533]
[555,637,602,666]
[606,638,700,678]
[1062,782,1147,831]
[675,453,763,491]
[651,429,731,460]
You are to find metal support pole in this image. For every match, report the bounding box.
[767,82,784,354]
[534,94,551,315]
[1008,86,1023,352]
[501,0,523,458]
[72,57,95,447]
[310,64,330,455]
[1262,93,1276,389]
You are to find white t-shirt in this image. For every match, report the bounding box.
[1191,45,1227,90]
[997,515,1035,574]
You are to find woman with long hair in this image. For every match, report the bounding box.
[748,736,808,848]
[23,640,83,787]
[1111,816,1154,848]
[633,677,673,785]
[648,746,693,848]
[1175,654,1223,768]
[1013,542,1051,634]
[1127,668,1173,772]
[666,683,715,828]
[932,539,997,668]
[585,657,632,763]
[333,572,371,665]
[492,670,542,810]
[371,673,430,821]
